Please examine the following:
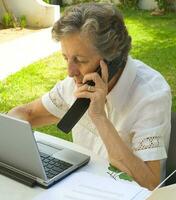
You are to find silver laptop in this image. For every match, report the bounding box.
[0,113,90,188]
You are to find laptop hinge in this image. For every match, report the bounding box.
[0,162,37,187]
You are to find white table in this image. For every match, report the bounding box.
[0,131,176,200]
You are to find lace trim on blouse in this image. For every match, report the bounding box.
[133,136,161,151]
[49,87,69,111]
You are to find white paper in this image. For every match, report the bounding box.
[33,172,151,200]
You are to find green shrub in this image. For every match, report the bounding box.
[19,15,27,29]
[1,13,27,29]
[119,0,139,8]
[2,12,13,28]
[154,0,175,10]
[43,0,50,3]
[155,0,168,10]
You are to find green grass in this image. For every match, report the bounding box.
[122,8,176,111]
[0,8,175,140]
[0,52,72,141]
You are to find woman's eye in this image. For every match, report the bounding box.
[77,60,85,63]
[63,56,88,64]
[74,57,80,63]
[75,58,88,64]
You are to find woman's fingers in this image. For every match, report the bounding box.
[75,84,95,93]
[74,90,93,99]
[82,60,109,87]
[82,72,100,86]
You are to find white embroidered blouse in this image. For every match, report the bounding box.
[42,56,172,180]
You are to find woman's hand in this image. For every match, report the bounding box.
[74,60,108,120]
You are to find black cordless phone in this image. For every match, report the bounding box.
[57,57,125,133]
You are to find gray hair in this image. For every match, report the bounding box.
[52,3,131,62]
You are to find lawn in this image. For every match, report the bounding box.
[0,7,175,140]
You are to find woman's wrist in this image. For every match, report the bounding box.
[91,112,108,127]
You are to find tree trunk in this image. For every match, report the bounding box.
[1,0,9,13]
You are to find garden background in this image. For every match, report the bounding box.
[0,2,175,141]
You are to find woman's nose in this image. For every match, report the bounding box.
[67,61,80,77]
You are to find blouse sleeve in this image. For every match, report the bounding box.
[41,77,76,119]
[131,90,171,161]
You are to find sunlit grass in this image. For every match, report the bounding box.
[123,8,176,111]
[0,52,72,140]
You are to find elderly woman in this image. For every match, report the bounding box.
[8,3,171,190]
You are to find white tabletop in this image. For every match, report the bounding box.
[1,131,176,200]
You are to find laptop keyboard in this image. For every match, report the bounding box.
[40,152,73,179]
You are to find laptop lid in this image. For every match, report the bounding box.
[0,113,90,188]
[0,113,46,180]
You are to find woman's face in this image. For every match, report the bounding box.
[61,33,102,85]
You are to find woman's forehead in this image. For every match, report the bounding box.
[60,33,98,57]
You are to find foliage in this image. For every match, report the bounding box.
[119,0,139,8]
[1,0,18,28]
[2,13,13,28]
[43,0,50,3]
[43,0,63,5]
[155,0,168,10]
[154,0,175,10]
[19,15,27,29]
[1,13,27,29]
